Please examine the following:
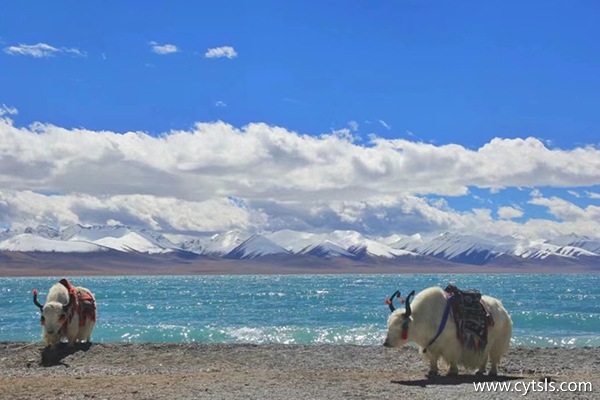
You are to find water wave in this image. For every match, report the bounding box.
[1,274,598,347]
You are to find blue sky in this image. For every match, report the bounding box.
[1,0,599,238]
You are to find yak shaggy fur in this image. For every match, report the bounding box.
[385,286,512,376]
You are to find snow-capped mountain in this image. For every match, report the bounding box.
[512,239,597,260]
[0,233,107,253]
[383,233,425,251]
[25,225,60,239]
[59,224,177,254]
[409,232,501,265]
[265,230,356,258]
[226,235,290,259]
[180,230,251,256]
[265,230,415,259]
[301,240,355,258]
[548,234,600,254]
[0,224,599,267]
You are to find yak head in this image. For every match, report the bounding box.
[33,288,72,341]
[383,290,415,348]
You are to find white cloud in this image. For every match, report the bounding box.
[64,48,86,57]
[0,190,260,233]
[528,196,589,221]
[215,101,227,107]
[205,46,237,59]
[379,119,390,130]
[149,41,180,55]
[0,105,18,116]
[497,206,523,220]
[568,190,580,198]
[530,189,542,198]
[4,43,86,58]
[348,120,359,132]
[586,191,600,199]
[1,115,600,237]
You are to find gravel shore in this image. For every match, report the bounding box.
[0,342,597,399]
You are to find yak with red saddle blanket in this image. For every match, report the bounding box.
[32,278,97,349]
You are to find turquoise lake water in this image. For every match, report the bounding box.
[1,274,598,347]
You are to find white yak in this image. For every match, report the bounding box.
[384,286,512,377]
[33,278,96,349]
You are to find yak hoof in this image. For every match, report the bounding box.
[489,370,498,377]
[447,370,458,377]
[476,370,485,376]
[426,370,439,378]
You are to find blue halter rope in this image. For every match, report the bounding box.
[423,294,454,353]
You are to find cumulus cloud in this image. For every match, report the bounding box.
[149,41,179,55]
[0,104,18,116]
[4,43,86,58]
[215,101,227,107]
[528,195,593,221]
[586,191,600,199]
[205,46,237,59]
[1,115,600,237]
[0,190,261,233]
[497,206,523,220]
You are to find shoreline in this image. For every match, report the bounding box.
[2,264,599,277]
[1,342,597,399]
[2,251,599,277]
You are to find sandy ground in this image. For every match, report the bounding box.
[0,343,598,400]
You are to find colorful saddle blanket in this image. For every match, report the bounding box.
[444,284,492,352]
[59,278,97,327]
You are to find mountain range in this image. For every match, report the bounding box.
[1,224,599,274]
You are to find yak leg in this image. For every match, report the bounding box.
[476,355,488,375]
[425,353,440,377]
[44,336,54,349]
[448,362,459,376]
[77,320,95,343]
[43,331,57,349]
[67,328,77,347]
[489,347,504,376]
[489,361,498,376]
[489,352,501,376]
[84,320,95,342]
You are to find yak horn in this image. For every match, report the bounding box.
[404,290,415,318]
[386,290,400,313]
[32,289,44,311]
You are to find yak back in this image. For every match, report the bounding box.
[444,284,490,352]
[59,278,96,326]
